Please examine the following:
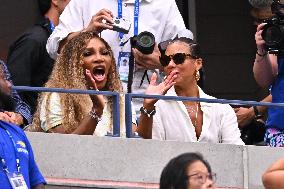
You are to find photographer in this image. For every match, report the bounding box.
[253,21,284,147]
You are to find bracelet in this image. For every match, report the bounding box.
[140,106,156,118]
[253,106,263,119]
[256,50,268,57]
[89,110,102,122]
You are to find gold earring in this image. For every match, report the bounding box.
[195,70,200,81]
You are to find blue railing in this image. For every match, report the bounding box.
[125,93,284,138]
[13,86,284,138]
[12,86,120,137]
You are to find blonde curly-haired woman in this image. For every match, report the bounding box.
[30,31,135,136]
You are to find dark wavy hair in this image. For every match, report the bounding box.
[160,153,212,189]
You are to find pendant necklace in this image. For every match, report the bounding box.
[185,102,199,127]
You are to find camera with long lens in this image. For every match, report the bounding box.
[131,31,155,54]
[262,0,284,55]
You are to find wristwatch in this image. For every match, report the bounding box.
[140,106,156,118]
[253,106,263,119]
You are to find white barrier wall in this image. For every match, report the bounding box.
[26,132,284,189]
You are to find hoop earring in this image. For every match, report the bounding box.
[195,70,200,81]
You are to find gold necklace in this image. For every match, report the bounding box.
[185,102,199,127]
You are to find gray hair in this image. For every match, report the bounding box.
[248,0,273,9]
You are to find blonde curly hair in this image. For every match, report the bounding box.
[30,32,124,133]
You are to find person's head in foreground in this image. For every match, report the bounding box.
[160,153,216,189]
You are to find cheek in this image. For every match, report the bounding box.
[164,67,172,75]
[81,60,93,70]
[105,59,112,73]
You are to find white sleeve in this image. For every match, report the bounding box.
[46,0,85,59]
[40,93,63,132]
[220,104,244,145]
[160,0,193,41]
[152,106,165,140]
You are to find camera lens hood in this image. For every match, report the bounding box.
[136,31,155,54]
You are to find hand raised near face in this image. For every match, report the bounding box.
[85,70,105,116]
[84,9,114,34]
[143,71,177,107]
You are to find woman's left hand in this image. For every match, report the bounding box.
[85,70,105,116]
[143,71,177,107]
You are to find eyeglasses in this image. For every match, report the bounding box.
[159,53,197,67]
[187,172,217,185]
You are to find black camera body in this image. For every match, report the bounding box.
[262,0,284,55]
[131,31,155,54]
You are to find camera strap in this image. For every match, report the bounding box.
[118,0,140,93]
[127,52,135,93]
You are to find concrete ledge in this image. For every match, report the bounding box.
[45,177,242,189]
[46,177,158,189]
[247,145,284,189]
[25,132,284,189]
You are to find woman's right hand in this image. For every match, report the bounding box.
[84,9,114,33]
[143,71,177,108]
[85,70,105,116]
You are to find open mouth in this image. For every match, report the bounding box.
[92,66,106,82]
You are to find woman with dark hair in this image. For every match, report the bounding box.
[29,31,135,136]
[160,152,216,189]
[137,36,244,144]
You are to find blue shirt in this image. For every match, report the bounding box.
[0,121,46,188]
[267,58,284,129]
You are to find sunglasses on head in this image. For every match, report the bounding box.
[159,53,197,67]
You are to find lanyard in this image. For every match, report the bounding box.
[50,21,55,32]
[117,0,140,45]
[0,125,20,173]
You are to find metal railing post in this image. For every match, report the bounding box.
[125,93,133,138]
[112,93,120,137]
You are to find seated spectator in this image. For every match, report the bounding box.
[0,60,32,127]
[29,32,135,136]
[0,63,46,189]
[234,95,271,145]
[160,152,216,189]
[262,157,284,189]
[137,37,244,145]
[7,0,70,114]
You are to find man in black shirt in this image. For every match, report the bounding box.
[7,0,70,114]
